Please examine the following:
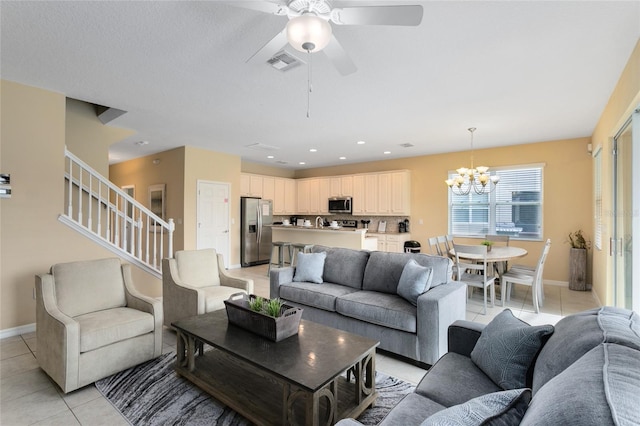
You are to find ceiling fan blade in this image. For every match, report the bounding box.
[331,5,423,26]
[224,1,288,15]
[246,29,288,64]
[323,35,357,76]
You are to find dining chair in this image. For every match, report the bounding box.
[501,239,551,313]
[437,235,451,255]
[453,243,496,315]
[428,237,442,256]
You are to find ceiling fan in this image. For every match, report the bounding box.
[230,0,423,76]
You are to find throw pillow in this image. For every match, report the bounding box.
[470,309,554,390]
[421,388,532,426]
[293,252,326,284]
[397,259,433,305]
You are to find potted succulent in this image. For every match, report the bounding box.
[481,240,494,252]
[567,230,590,291]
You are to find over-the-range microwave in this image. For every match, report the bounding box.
[328,197,352,214]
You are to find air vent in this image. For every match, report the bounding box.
[276,160,288,164]
[245,143,280,151]
[267,50,304,72]
[399,143,415,148]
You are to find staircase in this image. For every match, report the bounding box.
[59,147,174,278]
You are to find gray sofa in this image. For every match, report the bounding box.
[269,245,467,366]
[338,306,640,425]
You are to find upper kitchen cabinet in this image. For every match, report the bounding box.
[240,173,264,197]
[296,179,311,213]
[297,177,330,214]
[242,173,296,215]
[351,170,411,216]
[329,176,353,197]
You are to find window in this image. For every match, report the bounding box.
[448,164,544,240]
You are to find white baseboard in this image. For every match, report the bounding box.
[0,323,36,339]
[228,263,242,270]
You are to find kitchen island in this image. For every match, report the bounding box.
[271,225,377,251]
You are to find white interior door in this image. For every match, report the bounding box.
[197,181,230,268]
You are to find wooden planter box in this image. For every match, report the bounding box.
[569,248,587,291]
[224,293,303,342]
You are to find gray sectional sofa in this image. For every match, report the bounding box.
[338,306,640,426]
[269,245,467,366]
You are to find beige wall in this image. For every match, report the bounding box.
[591,39,640,306]
[109,146,243,266]
[66,98,134,176]
[109,147,186,254]
[242,161,296,178]
[183,146,242,265]
[295,137,593,283]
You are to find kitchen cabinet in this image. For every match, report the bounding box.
[318,178,330,214]
[297,177,330,214]
[242,174,296,215]
[367,233,412,253]
[390,171,411,214]
[377,173,391,214]
[296,179,310,213]
[352,175,365,214]
[329,176,353,197]
[364,174,378,214]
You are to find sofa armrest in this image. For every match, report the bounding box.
[269,266,294,299]
[35,273,80,393]
[448,320,485,357]
[122,264,163,356]
[162,258,205,327]
[417,281,467,365]
[217,254,254,294]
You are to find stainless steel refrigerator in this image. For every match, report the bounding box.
[241,197,273,267]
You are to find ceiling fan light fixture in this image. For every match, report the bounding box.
[286,14,332,52]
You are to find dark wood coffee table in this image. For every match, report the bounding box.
[172,310,379,426]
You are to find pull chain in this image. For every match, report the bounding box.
[307,49,312,118]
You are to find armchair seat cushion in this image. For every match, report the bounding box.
[76,307,155,353]
[203,286,247,312]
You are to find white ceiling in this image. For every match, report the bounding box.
[2,1,639,169]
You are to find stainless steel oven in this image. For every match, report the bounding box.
[328,197,352,214]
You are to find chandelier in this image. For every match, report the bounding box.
[445,127,500,195]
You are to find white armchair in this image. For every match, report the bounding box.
[162,249,254,327]
[35,258,163,393]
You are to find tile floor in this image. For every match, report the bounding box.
[0,264,600,425]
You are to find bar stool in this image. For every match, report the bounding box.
[291,243,314,266]
[267,241,292,276]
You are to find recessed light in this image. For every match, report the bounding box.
[339,156,346,160]
[309,148,317,152]
[357,140,366,145]
[384,151,391,155]
[299,162,306,165]
[267,155,274,159]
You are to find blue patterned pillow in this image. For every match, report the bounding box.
[293,252,326,284]
[397,259,433,305]
[471,309,554,390]
[421,388,531,426]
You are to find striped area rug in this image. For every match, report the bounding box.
[96,353,416,425]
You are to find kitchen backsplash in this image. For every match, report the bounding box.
[277,215,410,233]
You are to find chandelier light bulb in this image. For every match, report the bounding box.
[286,14,332,53]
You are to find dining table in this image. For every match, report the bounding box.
[449,245,528,303]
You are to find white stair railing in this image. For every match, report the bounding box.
[59,147,174,277]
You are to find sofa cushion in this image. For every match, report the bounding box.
[311,245,370,289]
[175,249,220,288]
[532,306,640,393]
[416,352,502,407]
[280,282,359,312]
[471,309,554,390]
[336,291,417,332]
[362,252,452,294]
[76,307,154,353]
[397,259,433,306]
[522,343,640,426]
[421,388,531,426]
[293,252,326,284]
[53,258,127,318]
